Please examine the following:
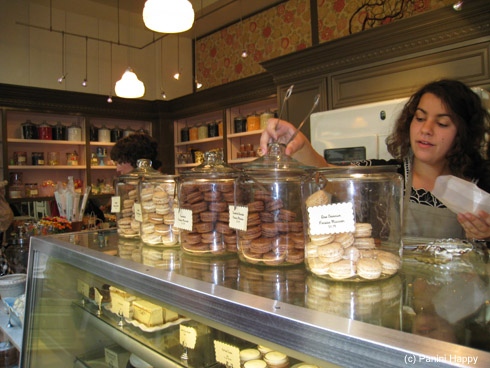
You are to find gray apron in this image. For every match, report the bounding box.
[402,158,465,239]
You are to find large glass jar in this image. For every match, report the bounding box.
[303,166,403,282]
[139,171,179,247]
[236,142,313,267]
[114,159,154,238]
[181,253,238,288]
[178,151,240,257]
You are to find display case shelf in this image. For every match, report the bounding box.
[7,139,85,145]
[227,129,264,138]
[174,136,222,147]
[89,142,115,147]
[8,165,86,170]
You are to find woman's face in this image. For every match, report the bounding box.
[409,93,458,168]
[116,162,134,175]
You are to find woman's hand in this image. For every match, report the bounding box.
[457,210,490,240]
[259,118,328,167]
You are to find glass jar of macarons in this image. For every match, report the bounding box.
[303,166,403,282]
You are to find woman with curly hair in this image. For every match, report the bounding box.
[110,133,162,175]
[260,79,490,240]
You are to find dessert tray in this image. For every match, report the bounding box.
[104,303,189,332]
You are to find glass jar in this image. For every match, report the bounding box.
[197,124,208,140]
[97,125,110,142]
[236,142,313,267]
[32,152,45,166]
[180,127,189,142]
[25,183,39,197]
[110,127,123,142]
[8,172,23,199]
[260,111,274,130]
[89,125,99,141]
[66,151,79,165]
[52,122,67,140]
[234,115,247,133]
[303,166,403,282]
[39,180,55,197]
[21,120,38,139]
[114,159,154,239]
[181,254,239,288]
[189,126,198,141]
[178,151,240,257]
[67,123,82,141]
[139,171,179,248]
[13,152,27,166]
[142,246,181,270]
[208,121,218,138]
[246,113,260,131]
[37,121,52,140]
[47,152,60,166]
[123,127,135,138]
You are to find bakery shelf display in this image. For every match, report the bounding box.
[24,230,490,368]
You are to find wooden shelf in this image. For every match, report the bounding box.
[175,136,222,146]
[8,165,86,169]
[89,141,115,146]
[227,129,264,138]
[90,165,116,169]
[7,138,85,145]
[175,163,200,168]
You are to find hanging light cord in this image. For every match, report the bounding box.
[61,31,65,76]
[85,36,88,80]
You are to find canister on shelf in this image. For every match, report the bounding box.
[52,122,67,140]
[37,121,52,140]
[208,121,219,137]
[123,127,135,137]
[47,152,60,166]
[13,152,27,166]
[197,124,208,140]
[89,125,99,141]
[260,111,274,129]
[9,172,23,199]
[32,152,45,165]
[180,127,189,142]
[97,125,110,142]
[189,126,198,141]
[234,115,246,133]
[21,120,38,139]
[246,113,260,131]
[66,151,79,165]
[110,127,123,142]
[25,183,39,198]
[67,123,82,141]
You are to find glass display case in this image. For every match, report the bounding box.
[22,230,490,367]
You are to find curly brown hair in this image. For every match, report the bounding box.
[110,133,161,170]
[386,79,490,191]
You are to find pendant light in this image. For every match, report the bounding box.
[115,67,145,98]
[160,39,167,99]
[57,31,67,83]
[239,0,247,58]
[173,35,181,80]
[107,42,113,103]
[143,0,195,33]
[82,36,88,87]
[453,1,463,11]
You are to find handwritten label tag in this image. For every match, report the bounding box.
[77,279,90,299]
[228,205,248,231]
[308,202,355,235]
[174,208,193,231]
[111,196,121,213]
[94,288,103,307]
[133,203,143,222]
[214,341,240,368]
[180,325,197,349]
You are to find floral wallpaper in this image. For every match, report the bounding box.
[196,0,454,90]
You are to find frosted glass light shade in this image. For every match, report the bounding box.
[115,68,145,99]
[143,0,195,33]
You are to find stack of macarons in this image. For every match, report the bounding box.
[116,187,140,238]
[305,189,401,281]
[140,182,179,247]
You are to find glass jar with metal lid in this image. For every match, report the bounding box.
[21,120,38,139]
[114,159,155,239]
[138,169,179,247]
[236,142,314,266]
[303,166,403,282]
[177,150,240,257]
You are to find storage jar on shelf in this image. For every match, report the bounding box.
[37,121,52,140]
[21,120,38,139]
[303,166,403,282]
[110,127,123,142]
[97,125,110,142]
[236,142,313,266]
[246,113,260,131]
[52,122,67,140]
[67,123,82,141]
[189,126,198,141]
[178,151,240,256]
[260,111,274,130]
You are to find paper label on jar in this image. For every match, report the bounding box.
[214,340,240,368]
[180,325,197,349]
[174,208,193,231]
[308,202,355,235]
[228,205,248,231]
[111,196,121,213]
[77,279,90,299]
[134,203,143,222]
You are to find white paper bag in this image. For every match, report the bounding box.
[432,175,490,215]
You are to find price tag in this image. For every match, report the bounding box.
[134,203,143,222]
[180,325,197,349]
[228,205,248,231]
[308,202,355,235]
[214,340,240,368]
[94,287,103,307]
[77,279,90,299]
[174,208,193,231]
[111,196,121,213]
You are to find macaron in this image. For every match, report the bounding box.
[353,237,376,250]
[309,233,335,246]
[240,349,261,363]
[244,360,267,368]
[141,233,162,245]
[118,217,131,229]
[308,257,330,276]
[155,203,170,215]
[334,232,355,248]
[263,351,289,368]
[342,246,360,262]
[317,242,344,263]
[128,189,138,199]
[141,222,155,234]
[140,187,154,202]
[257,345,273,355]
[357,258,382,280]
[354,223,372,238]
[376,251,400,275]
[142,201,156,213]
[152,190,169,204]
[123,199,135,209]
[154,224,170,235]
[305,189,330,207]
[328,259,356,280]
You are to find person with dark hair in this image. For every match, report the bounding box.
[260,79,490,240]
[110,133,162,174]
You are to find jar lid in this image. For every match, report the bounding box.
[241,142,314,176]
[38,121,50,127]
[316,165,400,176]
[182,151,238,178]
[118,159,159,180]
[98,125,109,131]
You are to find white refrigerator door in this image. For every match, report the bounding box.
[311,98,408,160]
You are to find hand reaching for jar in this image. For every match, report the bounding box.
[457,210,490,241]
